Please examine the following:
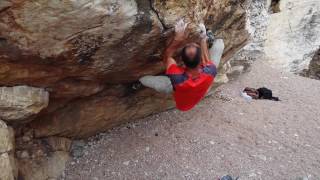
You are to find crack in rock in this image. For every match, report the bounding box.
[149,0,169,30]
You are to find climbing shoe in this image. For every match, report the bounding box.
[131,81,142,90]
[207,30,215,49]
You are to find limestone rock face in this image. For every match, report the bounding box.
[19,151,69,180]
[264,0,320,73]
[0,120,17,180]
[0,121,14,153]
[0,86,49,122]
[229,0,270,76]
[16,136,71,180]
[0,153,16,180]
[306,48,320,79]
[0,0,249,138]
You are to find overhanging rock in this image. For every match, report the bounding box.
[0,0,249,138]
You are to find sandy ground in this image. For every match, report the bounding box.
[63,61,320,180]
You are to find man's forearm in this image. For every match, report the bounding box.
[201,38,210,64]
[163,19,188,67]
[163,38,182,62]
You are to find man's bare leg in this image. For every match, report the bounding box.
[139,75,173,94]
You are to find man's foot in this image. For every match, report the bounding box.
[131,81,142,90]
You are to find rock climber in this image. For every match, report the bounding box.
[139,19,225,111]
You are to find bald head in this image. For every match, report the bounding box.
[181,43,201,69]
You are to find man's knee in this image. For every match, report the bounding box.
[139,75,158,87]
[212,39,225,53]
[210,39,225,67]
[139,75,173,94]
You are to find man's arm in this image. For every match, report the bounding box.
[163,39,181,69]
[163,19,189,69]
[199,23,210,65]
[200,38,210,65]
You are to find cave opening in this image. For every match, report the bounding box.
[270,0,281,13]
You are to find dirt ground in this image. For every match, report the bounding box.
[63,61,320,180]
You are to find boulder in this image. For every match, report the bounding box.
[0,120,14,153]
[0,86,49,122]
[0,0,250,138]
[264,0,320,73]
[0,153,16,180]
[18,151,70,180]
[228,0,270,78]
[32,88,174,138]
[0,120,17,180]
[306,48,320,79]
[16,136,71,180]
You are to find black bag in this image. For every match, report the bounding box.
[257,87,279,101]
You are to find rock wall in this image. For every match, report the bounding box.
[0,86,48,123]
[264,0,320,73]
[305,47,320,80]
[0,120,16,180]
[16,136,71,180]
[228,0,270,77]
[0,0,250,138]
